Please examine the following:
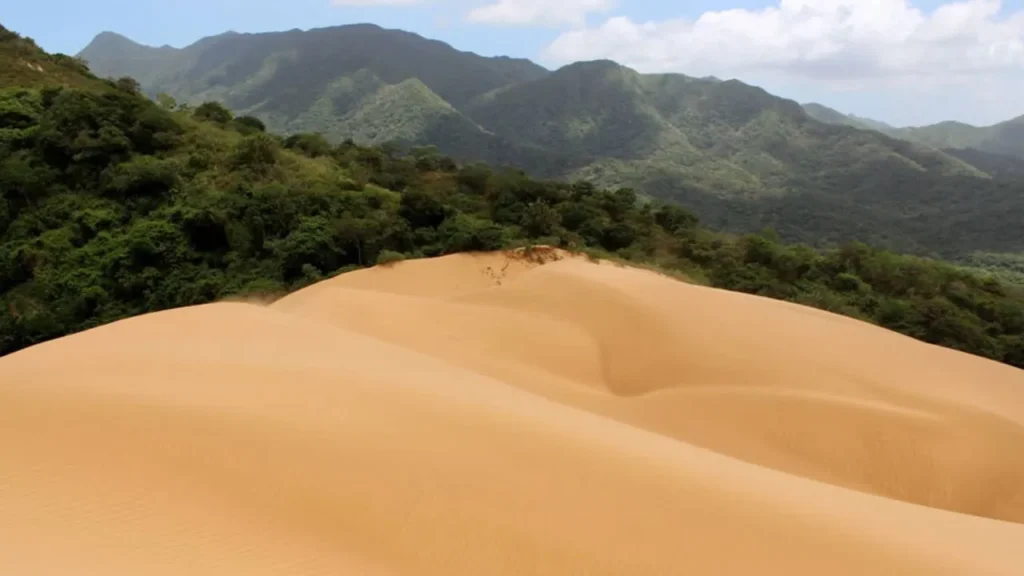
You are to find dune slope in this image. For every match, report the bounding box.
[2,248,1023,574]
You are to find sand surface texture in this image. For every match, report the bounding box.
[2,248,1024,574]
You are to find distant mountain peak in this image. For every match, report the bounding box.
[82,30,139,48]
[94,30,131,41]
[804,102,1024,159]
[78,30,158,60]
[561,59,622,71]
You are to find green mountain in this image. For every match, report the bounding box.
[851,116,896,133]
[68,30,193,88]
[72,24,1024,260]
[804,101,1024,159]
[79,25,574,175]
[801,103,893,132]
[941,147,1024,180]
[891,117,1024,159]
[4,21,1024,368]
[80,28,980,183]
[78,24,546,114]
[464,63,981,191]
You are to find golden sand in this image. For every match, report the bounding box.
[2,248,1022,574]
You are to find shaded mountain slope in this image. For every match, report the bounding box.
[894,117,1024,159]
[464,60,981,190]
[941,147,1024,180]
[78,24,548,115]
[804,101,1024,160]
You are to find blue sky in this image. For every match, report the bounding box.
[6,0,1024,126]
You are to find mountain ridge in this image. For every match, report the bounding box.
[73,23,1024,260]
[77,25,999,176]
[80,27,1023,135]
[803,102,1024,159]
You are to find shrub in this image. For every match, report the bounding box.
[193,101,233,124]
[376,249,406,266]
[233,115,266,134]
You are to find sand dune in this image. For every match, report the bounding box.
[2,248,1023,574]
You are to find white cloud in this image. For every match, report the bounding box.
[467,0,615,27]
[542,0,1024,91]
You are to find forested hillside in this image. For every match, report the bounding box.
[1,26,108,90]
[804,101,1024,160]
[892,118,1024,160]
[78,25,545,147]
[801,103,894,132]
[75,24,1024,263]
[2,23,1024,368]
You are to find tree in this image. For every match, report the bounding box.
[376,250,406,266]
[233,115,266,133]
[115,77,141,95]
[522,201,561,237]
[274,216,342,281]
[104,156,180,199]
[654,204,699,234]
[284,133,331,158]
[156,93,177,110]
[193,101,232,124]
[232,133,278,174]
[438,214,508,253]
[399,190,447,229]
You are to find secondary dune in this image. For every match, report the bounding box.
[2,247,1023,574]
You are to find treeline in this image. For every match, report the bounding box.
[1,82,1023,367]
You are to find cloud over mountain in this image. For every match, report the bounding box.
[542,0,1024,86]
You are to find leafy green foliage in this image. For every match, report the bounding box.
[375,249,406,265]
[233,115,266,134]
[193,101,232,124]
[284,132,332,157]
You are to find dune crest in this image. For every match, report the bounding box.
[2,249,1023,574]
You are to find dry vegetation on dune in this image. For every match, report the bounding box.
[2,251,1023,575]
